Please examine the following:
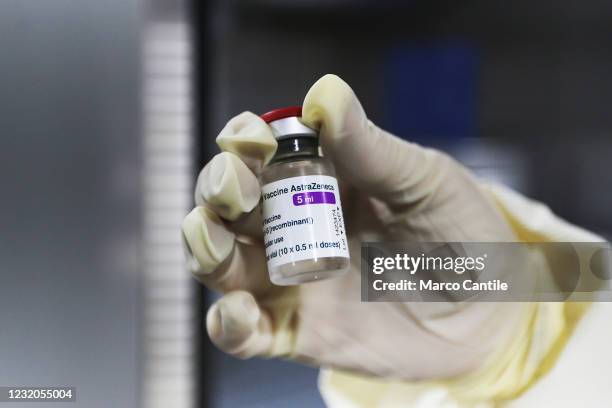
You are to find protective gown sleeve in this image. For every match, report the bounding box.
[318,183,606,408]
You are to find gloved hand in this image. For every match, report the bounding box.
[181,74,530,381]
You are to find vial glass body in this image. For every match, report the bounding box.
[259,154,350,285]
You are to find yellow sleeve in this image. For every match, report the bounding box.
[318,184,600,408]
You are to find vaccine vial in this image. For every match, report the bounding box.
[259,106,350,286]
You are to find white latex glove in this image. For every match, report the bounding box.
[182,74,530,381]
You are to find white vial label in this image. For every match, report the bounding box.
[261,175,349,269]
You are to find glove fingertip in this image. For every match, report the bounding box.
[206,291,264,358]
[302,74,357,135]
[181,206,235,277]
[196,152,261,221]
[216,111,277,170]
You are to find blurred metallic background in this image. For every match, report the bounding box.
[0,0,142,407]
[0,0,610,407]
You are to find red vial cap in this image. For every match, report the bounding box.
[261,106,302,123]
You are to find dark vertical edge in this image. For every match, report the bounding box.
[189,0,213,407]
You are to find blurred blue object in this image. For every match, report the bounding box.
[383,42,479,143]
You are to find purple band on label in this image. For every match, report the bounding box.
[292,191,336,206]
